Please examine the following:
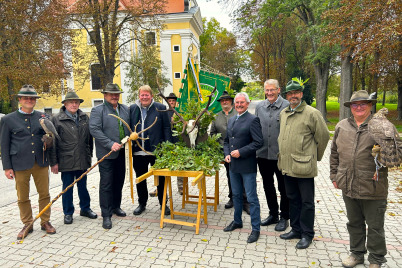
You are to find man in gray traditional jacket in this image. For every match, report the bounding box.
[255,79,290,232]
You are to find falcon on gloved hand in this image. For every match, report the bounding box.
[39,117,60,149]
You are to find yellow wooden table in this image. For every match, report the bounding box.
[136,169,219,234]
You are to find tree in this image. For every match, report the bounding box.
[69,0,166,90]
[200,18,247,88]
[324,0,401,119]
[0,0,70,112]
[124,44,170,102]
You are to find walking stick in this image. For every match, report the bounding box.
[20,148,117,241]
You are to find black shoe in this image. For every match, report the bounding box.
[274,218,289,231]
[64,215,73,224]
[296,237,312,249]
[102,217,112,229]
[261,215,279,226]
[80,209,98,219]
[243,203,250,215]
[247,230,260,243]
[224,199,233,209]
[223,221,243,232]
[112,208,126,217]
[280,230,302,240]
[133,204,146,215]
[161,205,171,216]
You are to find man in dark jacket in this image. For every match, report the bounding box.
[89,83,130,229]
[0,85,56,240]
[210,91,249,214]
[255,79,290,231]
[50,91,97,225]
[130,85,172,216]
[223,92,263,243]
[330,90,400,268]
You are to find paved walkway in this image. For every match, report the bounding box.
[0,142,401,267]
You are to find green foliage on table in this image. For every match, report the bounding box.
[173,99,215,137]
[153,135,224,175]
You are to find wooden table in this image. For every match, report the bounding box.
[136,169,219,234]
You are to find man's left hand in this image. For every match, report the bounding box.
[230,150,240,158]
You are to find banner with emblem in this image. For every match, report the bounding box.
[177,56,231,114]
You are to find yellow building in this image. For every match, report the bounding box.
[36,0,203,113]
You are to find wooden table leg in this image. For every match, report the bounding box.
[160,176,170,228]
[202,176,208,224]
[168,176,174,219]
[182,177,188,209]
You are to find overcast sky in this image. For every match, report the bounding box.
[197,0,234,31]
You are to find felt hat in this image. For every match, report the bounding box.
[17,85,41,98]
[344,90,377,107]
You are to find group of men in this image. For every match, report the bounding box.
[0,80,397,267]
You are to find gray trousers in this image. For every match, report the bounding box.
[342,195,387,265]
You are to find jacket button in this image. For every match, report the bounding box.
[32,151,34,153]
[32,143,34,145]
[25,119,27,121]
[27,126,30,129]
[32,134,34,136]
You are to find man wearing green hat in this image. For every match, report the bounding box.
[50,91,97,225]
[277,80,329,249]
[89,83,130,229]
[0,85,56,239]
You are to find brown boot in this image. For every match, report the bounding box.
[17,225,33,240]
[41,222,56,234]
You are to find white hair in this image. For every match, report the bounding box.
[234,92,250,103]
[264,79,279,89]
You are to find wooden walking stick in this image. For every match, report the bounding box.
[20,148,116,241]
[20,115,159,241]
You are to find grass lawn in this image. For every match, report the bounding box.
[311,100,402,132]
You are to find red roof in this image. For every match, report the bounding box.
[65,0,187,14]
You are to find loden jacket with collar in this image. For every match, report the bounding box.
[210,108,236,146]
[277,101,330,178]
[255,95,289,160]
[49,106,93,172]
[329,115,397,200]
[130,99,172,154]
[224,111,263,174]
[89,101,130,160]
[0,110,52,171]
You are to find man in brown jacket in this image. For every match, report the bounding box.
[330,90,400,268]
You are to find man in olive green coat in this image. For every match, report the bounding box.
[277,80,329,249]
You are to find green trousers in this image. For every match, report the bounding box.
[342,195,387,265]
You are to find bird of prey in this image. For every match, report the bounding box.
[368,108,402,179]
[39,117,60,149]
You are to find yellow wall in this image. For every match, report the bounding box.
[36,28,122,112]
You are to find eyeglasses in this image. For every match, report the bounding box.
[287,91,301,96]
[265,89,278,93]
[350,102,369,109]
[20,97,37,101]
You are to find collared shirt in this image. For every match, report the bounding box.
[18,108,34,115]
[290,102,302,112]
[64,109,78,125]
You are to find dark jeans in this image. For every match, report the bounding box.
[343,195,387,265]
[257,158,289,219]
[61,170,91,215]
[284,175,315,239]
[229,171,261,231]
[224,162,248,203]
[98,150,126,217]
[133,155,165,206]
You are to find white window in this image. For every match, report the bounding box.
[44,108,52,115]
[174,72,181,79]
[145,32,156,46]
[88,30,96,45]
[173,45,180,52]
[90,63,102,91]
[92,99,104,107]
